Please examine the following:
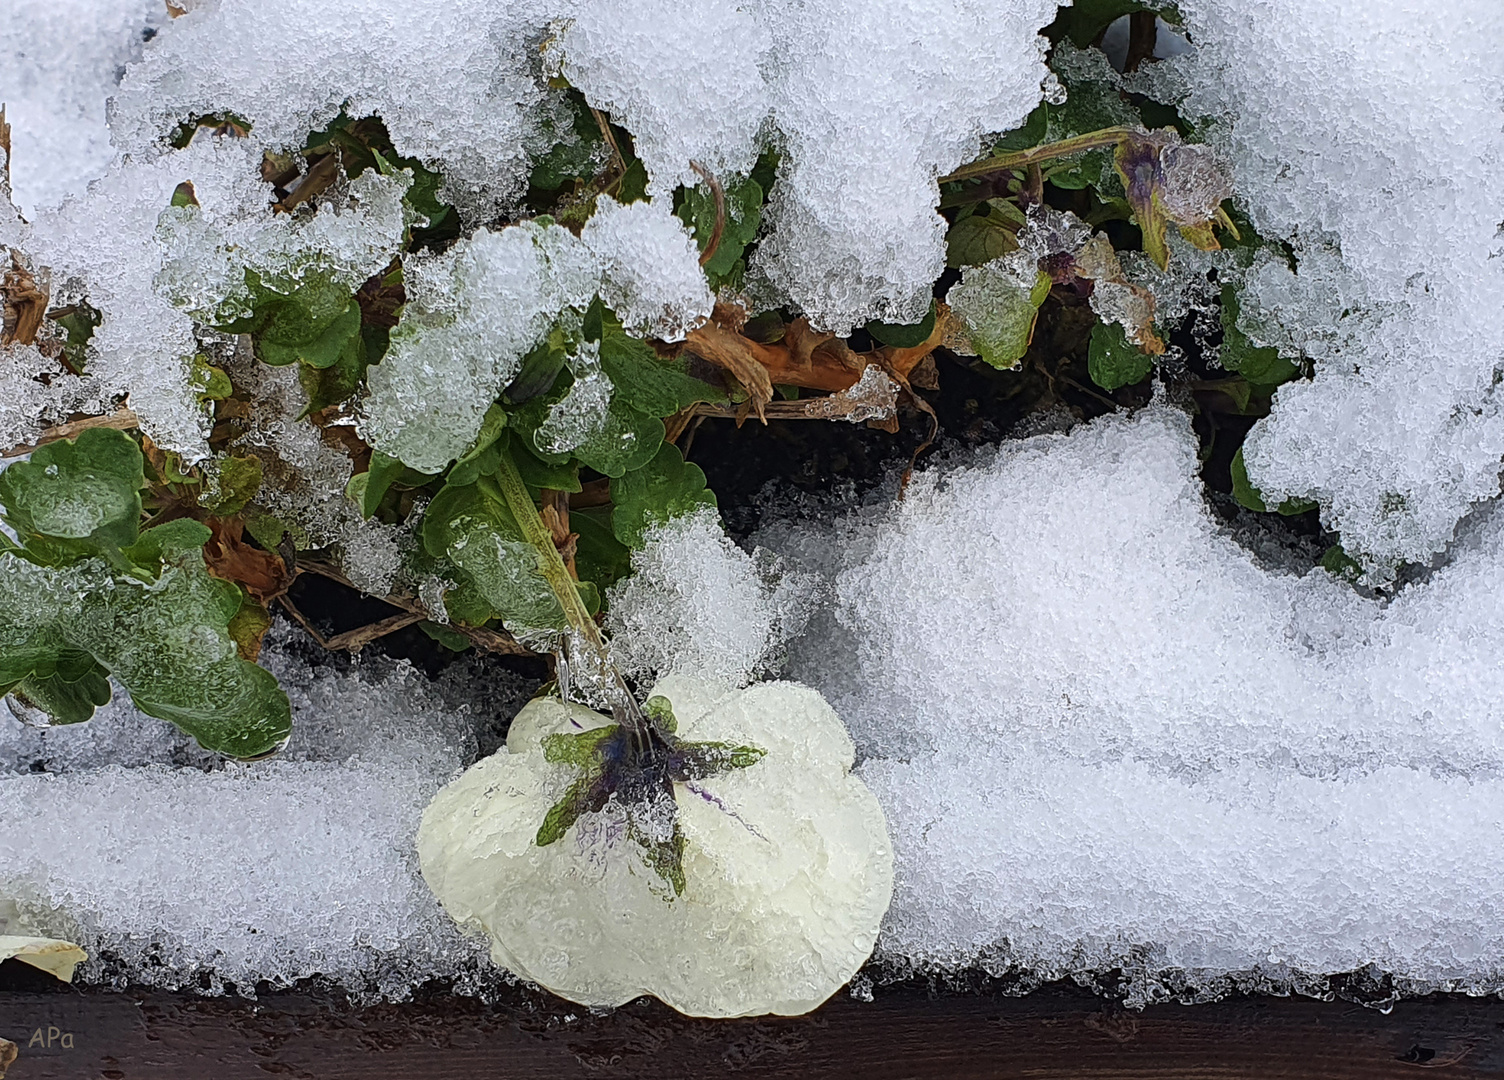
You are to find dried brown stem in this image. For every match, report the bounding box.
[2,409,140,459]
[321,611,427,652]
[295,556,535,657]
[274,152,343,214]
[1124,10,1159,73]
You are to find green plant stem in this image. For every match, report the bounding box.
[940,126,1138,185]
[490,447,649,742]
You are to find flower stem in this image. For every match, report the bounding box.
[489,446,649,741]
[939,126,1139,185]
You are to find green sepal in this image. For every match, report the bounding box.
[541,724,619,766]
[536,775,600,847]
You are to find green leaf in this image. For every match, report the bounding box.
[572,507,632,594]
[945,212,1020,268]
[511,438,582,493]
[9,657,112,726]
[0,547,292,755]
[191,354,233,402]
[226,270,353,346]
[417,621,472,653]
[121,518,213,574]
[616,157,649,205]
[298,322,379,415]
[677,175,764,287]
[446,406,509,488]
[421,479,567,633]
[359,451,407,517]
[1219,284,1300,387]
[568,398,664,479]
[0,427,144,564]
[1230,448,1318,515]
[505,332,571,405]
[48,303,100,373]
[1320,544,1364,583]
[1087,320,1154,391]
[257,298,361,369]
[200,455,263,517]
[866,302,936,349]
[952,267,1052,370]
[994,103,1048,152]
[610,442,716,549]
[598,327,724,417]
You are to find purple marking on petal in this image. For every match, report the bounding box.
[685,781,769,842]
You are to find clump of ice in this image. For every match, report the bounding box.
[110,0,569,220]
[0,0,163,217]
[0,343,113,455]
[760,406,1504,1002]
[154,148,411,327]
[535,340,612,455]
[227,344,407,596]
[0,631,533,997]
[361,220,599,473]
[748,0,1061,333]
[556,0,769,197]
[579,196,712,341]
[605,507,816,690]
[1165,0,1504,572]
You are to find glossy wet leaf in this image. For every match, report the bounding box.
[0,427,144,565]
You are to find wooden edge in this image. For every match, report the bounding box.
[3,976,1503,1079]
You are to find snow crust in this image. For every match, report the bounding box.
[756,407,1504,1002]
[0,635,529,997]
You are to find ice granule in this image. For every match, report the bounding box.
[360,219,599,474]
[746,0,1061,333]
[0,0,163,217]
[1167,0,1504,571]
[580,196,712,342]
[0,631,533,997]
[605,507,816,690]
[557,0,769,197]
[761,405,1504,1000]
[110,0,567,221]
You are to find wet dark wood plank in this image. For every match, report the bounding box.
[4,971,1504,1079]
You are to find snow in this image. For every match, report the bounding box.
[360,220,599,474]
[579,196,712,342]
[1166,0,1504,573]
[0,0,163,217]
[0,633,531,998]
[755,406,1504,1003]
[747,0,1061,333]
[605,508,816,691]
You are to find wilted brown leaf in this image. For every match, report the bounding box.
[1,252,47,347]
[205,517,294,605]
